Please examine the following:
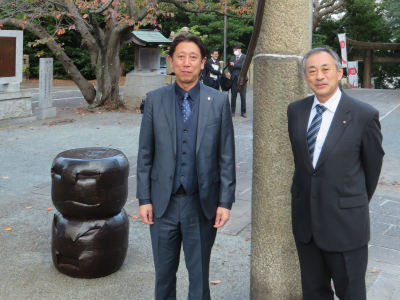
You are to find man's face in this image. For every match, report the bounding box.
[211,51,219,60]
[233,48,241,55]
[304,51,343,103]
[168,41,206,90]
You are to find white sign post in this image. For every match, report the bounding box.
[338,34,348,69]
[35,58,56,119]
[347,61,359,88]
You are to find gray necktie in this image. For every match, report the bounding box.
[307,104,327,160]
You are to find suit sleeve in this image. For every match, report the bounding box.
[218,94,236,205]
[361,109,384,201]
[205,60,221,76]
[136,93,155,201]
[232,54,245,69]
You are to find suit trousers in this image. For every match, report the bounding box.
[295,238,368,300]
[230,79,247,113]
[150,192,217,300]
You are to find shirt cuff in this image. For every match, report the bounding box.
[218,202,232,210]
[139,199,152,206]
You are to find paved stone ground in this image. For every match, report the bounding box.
[0,85,399,299]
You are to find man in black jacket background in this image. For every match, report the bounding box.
[203,48,222,90]
[227,44,247,118]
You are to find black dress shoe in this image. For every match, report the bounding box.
[231,113,235,117]
[241,113,247,118]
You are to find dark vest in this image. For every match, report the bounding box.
[172,95,200,194]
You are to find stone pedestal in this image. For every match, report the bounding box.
[0,90,36,126]
[0,82,20,92]
[123,72,165,107]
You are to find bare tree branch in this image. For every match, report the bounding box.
[162,0,253,19]
[89,0,114,15]
[313,0,344,31]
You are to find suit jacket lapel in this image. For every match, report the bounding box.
[196,84,213,154]
[315,91,352,171]
[162,84,176,155]
[298,96,315,170]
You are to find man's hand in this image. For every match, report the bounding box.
[230,62,234,66]
[226,72,231,78]
[139,204,154,225]
[214,207,230,228]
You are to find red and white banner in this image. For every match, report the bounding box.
[338,34,347,68]
[347,61,359,88]
[371,77,375,89]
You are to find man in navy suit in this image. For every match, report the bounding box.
[137,35,236,300]
[287,48,384,300]
[227,44,247,118]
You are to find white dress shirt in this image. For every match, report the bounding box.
[307,88,342,168]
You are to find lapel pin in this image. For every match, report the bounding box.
[207,97,211,100]
[343,121,346,124]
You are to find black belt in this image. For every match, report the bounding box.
[175,185,186,195]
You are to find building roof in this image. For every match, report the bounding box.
[131,30,172,46]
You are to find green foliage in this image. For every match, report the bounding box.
[382,0,400,40]
[23,26,96,80]
[313,0,399,89]
[187,13,253,63]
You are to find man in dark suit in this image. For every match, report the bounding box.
[203,49,222,90]
[227,44,247,118]
[137,35,236,300]
[287,48,384,300]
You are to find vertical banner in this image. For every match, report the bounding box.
[371,77,376,89]
[347,61,359,88]
[338,34,347,68]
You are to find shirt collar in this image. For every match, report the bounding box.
[175,80,200,101]
[312,87,342,113]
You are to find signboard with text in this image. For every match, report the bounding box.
[348,61,359,88]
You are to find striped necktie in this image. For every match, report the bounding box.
[182,93,191,123]
[307,104,327,160]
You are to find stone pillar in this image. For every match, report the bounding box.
[250,0,311,299]
[35,58,56,119]
[363,49,373,89]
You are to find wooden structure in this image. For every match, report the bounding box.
[347,39,400,88]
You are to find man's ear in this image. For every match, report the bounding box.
[201,57,207,70]
[338,68,344,81]
[167,55,173,69]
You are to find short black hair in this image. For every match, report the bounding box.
[169,34,206,60]
[233,44,242,49]
[210,48,218,55]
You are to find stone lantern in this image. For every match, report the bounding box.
[123,30,172,107]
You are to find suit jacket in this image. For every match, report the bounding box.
[136,82,236,220]
[287,91,384,252]
[228,54,248,82]
[203,59,221,88]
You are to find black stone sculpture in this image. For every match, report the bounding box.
[50,147,130,278]
[51,148,129,219]
[52,210,129,278]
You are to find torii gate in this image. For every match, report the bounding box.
[347,39,400,88]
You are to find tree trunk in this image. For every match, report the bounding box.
[89,36,122,108]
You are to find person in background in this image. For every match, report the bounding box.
[203,48,222,90]
[227,44,247,118]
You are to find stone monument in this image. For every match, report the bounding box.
[0,30,35,126]
[34,58,56,119]
[123,30,172,108]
